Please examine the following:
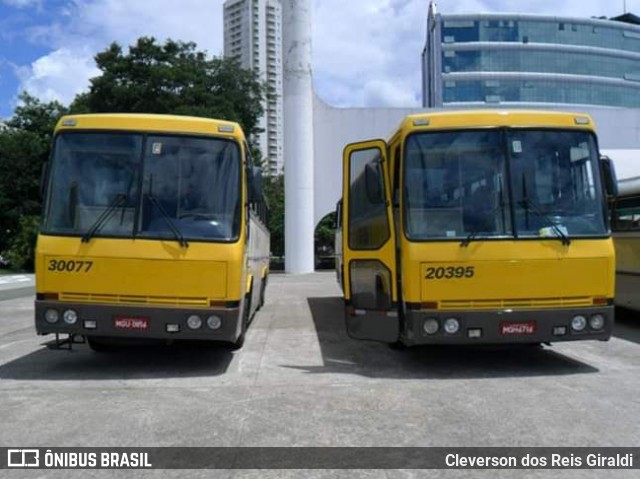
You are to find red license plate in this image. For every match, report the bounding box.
[500,321,536,336]
[114,317,149,330]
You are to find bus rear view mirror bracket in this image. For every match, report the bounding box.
[40,162,49,200]
[600,155,618,198]
[248,166,264,204]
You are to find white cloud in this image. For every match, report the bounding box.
[16,48,100,104]
[14,0,224,106]
[311,0,640,107]
[12,0,640,110]
[363,79,420,107]
[312,0,425,107]
[435,0,632,16]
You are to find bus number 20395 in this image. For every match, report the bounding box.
[425,266,475,280]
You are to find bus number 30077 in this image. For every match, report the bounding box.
[48,259,94,273]
[425,266,475,280]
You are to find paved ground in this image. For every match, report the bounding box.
[0,272,639,478]
[0,274,34,301]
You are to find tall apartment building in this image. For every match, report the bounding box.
[223,0,283,175]
[423,1,640,108]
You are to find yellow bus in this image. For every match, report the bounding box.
[611,177,640,311]
[36,113,270,350]
[336,110,617,346]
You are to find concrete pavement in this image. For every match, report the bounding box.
[0,273,639,478]
[0,274,34,302]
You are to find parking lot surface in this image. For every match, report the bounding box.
[0,272,639,478]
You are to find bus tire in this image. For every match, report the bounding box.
[388,340,408,351]
[227,294,251,350]
[258,276,267,310]
[87,337,114,353]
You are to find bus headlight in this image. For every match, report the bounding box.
[186,315,202,330]
[443,318,460,335]
[207,315,222,330]
[589,314,605,330]
[63,309,78,325]
[571,315,587,332]
[423,318,439,335]
[44,309,59,324]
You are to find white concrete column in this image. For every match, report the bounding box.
[283,0,315,273]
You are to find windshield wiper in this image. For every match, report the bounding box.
[518,198,571,246]
[460,230,480,248]
[146,193,189,248]
[81,193,127,243]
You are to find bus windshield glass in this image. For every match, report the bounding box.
[508,130,606,238]
[138,136,240,241]
[403,129,606,240]
[43,132,241,242]
[44,132,142,237]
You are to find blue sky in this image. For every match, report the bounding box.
[1,0,640,119]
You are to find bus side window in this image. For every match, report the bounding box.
[392,145,401,207]
[245,142,268,224]
[613,196,640,231]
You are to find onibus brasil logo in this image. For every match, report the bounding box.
[7,449,39,467]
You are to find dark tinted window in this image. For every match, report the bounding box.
[44,133,142,236]
[404,131,511,239]
[613,195,640,231]
[348,147,390,250]
[139,136,241,241]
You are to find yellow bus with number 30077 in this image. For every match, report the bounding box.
[35,113,270,351]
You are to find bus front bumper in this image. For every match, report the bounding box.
[403,306,613,345]
[35,300,242,342]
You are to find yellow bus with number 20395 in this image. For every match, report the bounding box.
[335,110,618,347]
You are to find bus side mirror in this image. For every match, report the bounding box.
[600,155,618,198]
[248,166,264,203]
[40,162,49,200]
[365,162,384,205]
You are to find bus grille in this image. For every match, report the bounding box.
[59,292,209,307]
[438,297,593,310]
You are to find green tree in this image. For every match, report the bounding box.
[315,212,336,256]
[0,93,67,266]
[263,175,284,258]
[71,37,265,143]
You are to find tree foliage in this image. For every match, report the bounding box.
[0,37,268,269]
[4,215,40,270]
[263,175,284,258]
[0,93,67,265]
[315,212,336,255]
[71,37,265,142]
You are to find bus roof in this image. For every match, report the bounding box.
[54,113,246,142]
[391,110,596,142]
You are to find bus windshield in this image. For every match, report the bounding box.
[43,132,241,242]
[403,129,607,241]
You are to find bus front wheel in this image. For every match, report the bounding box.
[226,294,251,351]
[87,336,115,352]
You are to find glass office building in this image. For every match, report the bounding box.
[422,2,640,107]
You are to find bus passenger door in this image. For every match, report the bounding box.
[342,140,399,342]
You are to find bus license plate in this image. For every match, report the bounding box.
[114,317,149,330]
[500,321,536,336]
